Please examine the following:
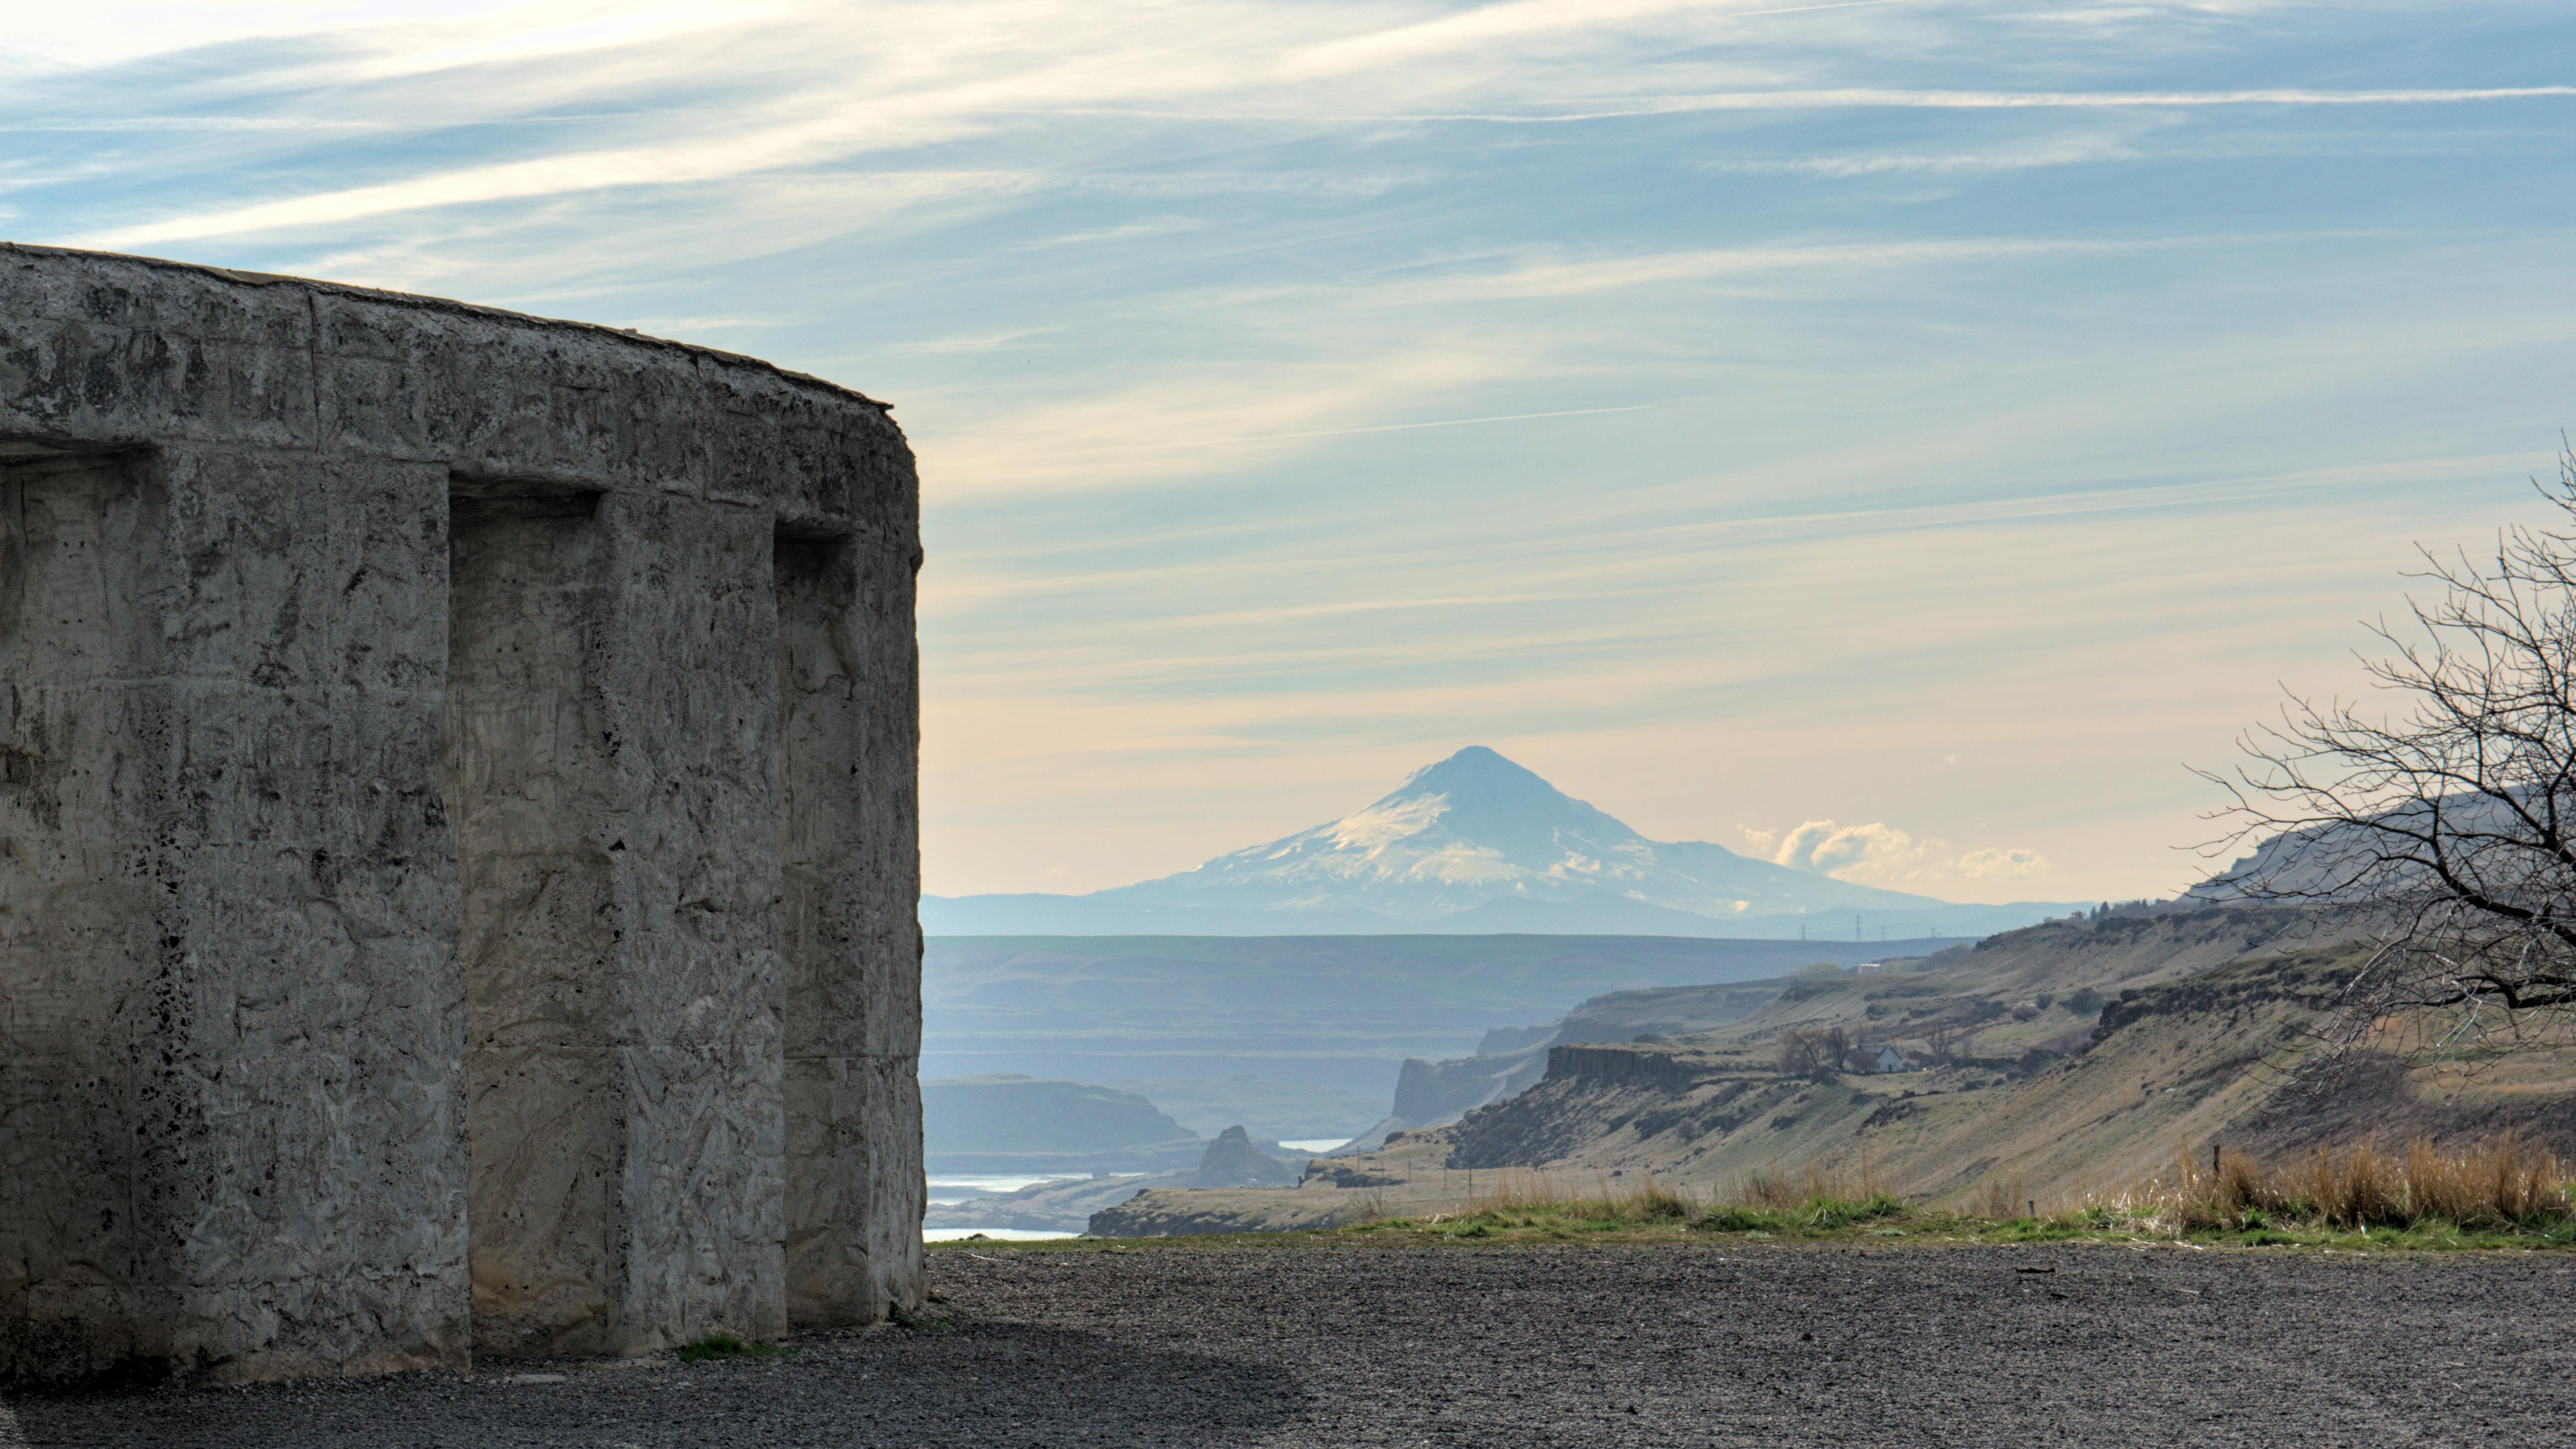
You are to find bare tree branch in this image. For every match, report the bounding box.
[2198,441,2576,1057]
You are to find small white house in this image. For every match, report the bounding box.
[1869,1043,1909,1074]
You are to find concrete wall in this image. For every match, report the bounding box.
[0,245,921,1383]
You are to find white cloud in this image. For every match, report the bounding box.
[1426,236,2151,303]
[1958,846,2051,879]
[0,1,778,72]
[1696,131,2145,178]
[1757,819,1934,876]
[1747,819,2051,888]
[13,0,2561,910]
[41,0,2576,253]
[908,344,1521,498]
[1596,86,2576,118]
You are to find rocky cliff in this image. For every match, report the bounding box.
[1074,908,2576,1233]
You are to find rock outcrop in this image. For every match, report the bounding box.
[1185,1126,1300,1188]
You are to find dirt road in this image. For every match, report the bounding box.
[14,1241,2568,1446]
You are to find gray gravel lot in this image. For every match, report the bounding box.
[11,1241,2571,1447]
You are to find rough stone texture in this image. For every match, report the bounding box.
[0,244,922,1384]
[776,530,923,1327]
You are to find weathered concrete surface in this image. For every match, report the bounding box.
[0,244,922,1383]
[776,528,924,1327]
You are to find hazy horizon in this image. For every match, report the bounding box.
[927,743,2089,931]
[10,2,2572,907]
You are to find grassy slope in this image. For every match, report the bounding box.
[1427,908,2349,1202]
[1092,908,2576,1232]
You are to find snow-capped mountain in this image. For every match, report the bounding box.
[1097,746,1931,919]
[924,746,2081,938]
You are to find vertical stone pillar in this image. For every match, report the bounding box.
[451,485,788,1357]
[588,492,787,1349]
[1,439,468,1383]
[448,486,623,1355]
[0,446,175,1382]
[778,522,922,1327]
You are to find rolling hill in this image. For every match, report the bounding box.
[1086,906,2576,1236]
[921,933,1959,1104]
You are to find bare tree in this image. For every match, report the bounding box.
[1776,1026,1849,1080]
[1777,1030,1823,1079]
[2204,443,2576,1056]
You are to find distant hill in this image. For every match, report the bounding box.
[1430,908,2336,1190]
[1367,975,1798,1145]
[1085,906,2576,1235]
[924,933,1967,1106]
[921,1074,1195,1165]
[923,1127,1305,1235]
[1109,1076,1387,1141]
[925,746,2083,937]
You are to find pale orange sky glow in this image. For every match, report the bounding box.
[9,2,2571,910]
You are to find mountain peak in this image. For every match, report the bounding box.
[1396,745,1554,797]
[938,746,2084,937]
[1081,744,2006,930]
[1366,746,1640,857]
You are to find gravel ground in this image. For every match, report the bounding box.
[11,1241,2572,1447]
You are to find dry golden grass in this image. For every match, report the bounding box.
[1410,1161,1903,1237]
[2159,1134,2571,1229]
[2406,1134,2570,1225]
[1351,1134,2569,1244]
[1453,1168,1698,1223]
[1739,1154,1880,1211]
[1976,1173,2031,1220]
[1621,1175,1697,1222]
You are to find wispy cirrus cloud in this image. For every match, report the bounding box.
[84,77,2576,247]
[1605,84,2576,113]
[913,344,1524,498]
[42,0,2576,254]
[0,1,780,72]
[7,1,2572,905]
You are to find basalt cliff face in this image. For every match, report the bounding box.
[1381,909,2392,1199]
[1083,907,2576,1235]
[1352,976,1794,1151]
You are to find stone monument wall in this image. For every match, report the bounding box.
[0,245,922,1383]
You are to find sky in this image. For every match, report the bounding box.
[5,1,2572,907]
